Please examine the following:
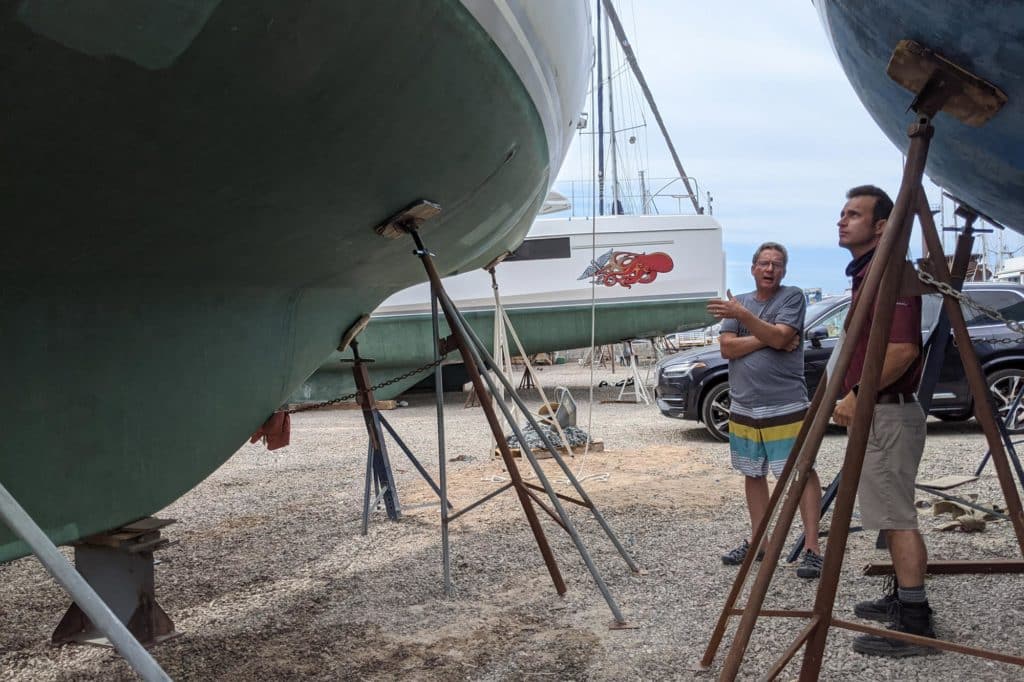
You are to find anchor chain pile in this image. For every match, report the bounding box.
[506,423,591,451]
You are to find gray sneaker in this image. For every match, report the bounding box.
[796,549,823,579]
[721,539,765,566]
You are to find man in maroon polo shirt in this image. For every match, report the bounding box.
[832,185,937,657]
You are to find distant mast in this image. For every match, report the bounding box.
[640,170,649,215]
[606,9,620,214]
[601,0,702,214]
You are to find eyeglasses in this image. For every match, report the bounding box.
[755,260,785,270]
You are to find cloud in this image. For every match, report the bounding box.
[556,0,1024,294]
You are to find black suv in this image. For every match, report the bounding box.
[655,283,1024,441]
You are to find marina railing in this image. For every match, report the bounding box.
[547,176,708,219]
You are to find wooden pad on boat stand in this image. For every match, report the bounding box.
[374,200,442,240]
[52,517,178,648]
[887,39,1006,126]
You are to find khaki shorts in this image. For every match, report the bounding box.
[857,402,926,530]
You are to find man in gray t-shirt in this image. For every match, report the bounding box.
[721,286,808,409]
[707,242,823,578]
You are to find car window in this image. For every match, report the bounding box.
[961,290,1024,327]
[806,298,842,322]
[810,303,849,339]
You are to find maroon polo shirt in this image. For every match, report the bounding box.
[842,252,922,395]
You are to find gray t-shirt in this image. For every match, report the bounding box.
[719,285,807,409]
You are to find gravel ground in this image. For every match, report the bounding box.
[1,363,1023,680]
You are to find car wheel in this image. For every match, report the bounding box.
[987,367,1024,433]
[701,381,731,442]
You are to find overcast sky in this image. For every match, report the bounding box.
[553,0,1017,295]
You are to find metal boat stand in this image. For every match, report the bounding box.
[374,201,641,627]
[702,43,1024,679]
[52,518,178,648]
[615,341,651,404]
[785,210,1024,561]
[344,340,451,535]
[0,483,171,681]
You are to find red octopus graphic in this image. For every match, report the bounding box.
[578,249,675,289]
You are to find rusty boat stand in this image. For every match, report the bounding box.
[343,340,451,535]
[701,42,1024,679]
[372,201,641,627]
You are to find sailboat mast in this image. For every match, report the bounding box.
[998,227,1005,277]
[606,10,619,214]
[596,0,605,216]
[601,0,702,214]
[640,170,649,215]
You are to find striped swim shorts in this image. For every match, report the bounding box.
[728,406,807,478]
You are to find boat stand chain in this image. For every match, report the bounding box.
[0,485,171,681]
[701,44,1024,678]
[344,340,450,534]
[374,201,641,626]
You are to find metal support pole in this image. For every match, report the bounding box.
[438,284,628,623]
[378,414,451,507]
[0,483,171,682]
[361,441,374,536]
[408,229,640,624]
[432,286,452,595]
[450,303,640,575]
[409,231,569,599]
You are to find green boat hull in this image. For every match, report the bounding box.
[0,1,567,562]
[294,297,717,401]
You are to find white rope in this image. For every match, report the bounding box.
[481,266,578,479]
[497,304,575,452]
[487,270,520,459]
[561,57,607,487]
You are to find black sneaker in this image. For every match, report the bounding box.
[721,539,765,566]
[796,549,823,579]
[852,601,940,658]
[854,576,899,623]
